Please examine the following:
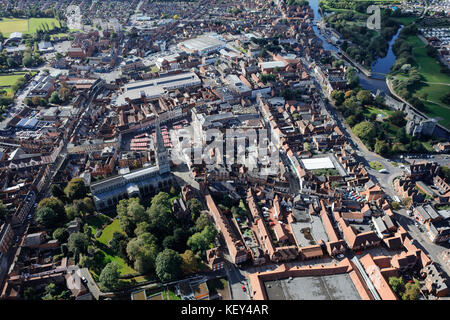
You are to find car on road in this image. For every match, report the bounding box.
[241,285,246,292]
[81,276,87,284]
[378,169,389,174]
[414,221,419,227]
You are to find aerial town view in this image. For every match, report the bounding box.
[0,0,449,307]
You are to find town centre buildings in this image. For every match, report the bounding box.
[119,72,201,102]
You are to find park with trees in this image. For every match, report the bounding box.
[38,178,219,292]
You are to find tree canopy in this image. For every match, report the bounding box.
[155,249,183,282]
[64,178,88,200]
[99,262,121,291]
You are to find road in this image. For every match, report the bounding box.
[225,264,250,300]
[395,209,450,278]
[307,64,404,198]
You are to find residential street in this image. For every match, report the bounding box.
[395,209,450,277]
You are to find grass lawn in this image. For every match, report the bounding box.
[391,16,417,26]
[85,213,111,235]
[90,247,136,279]
[369,161,384,171]
[415,83,450,107]
[364,105,394,119]
[422,101,450,129]
[0,18,61,36]
[405,35,450,83]
[0,72,28,86]
[0,71,33,97]
[391,34,450,129]
[162,290,181,300]
[97,219,124,246]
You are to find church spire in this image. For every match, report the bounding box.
[155,117,170,174]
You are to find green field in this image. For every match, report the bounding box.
[391,34,450,128]
[0,18,61,36]
[97,219,124,246]
[407,35,450,128]
[0,71,31,97]
[364,105,395,118]
[90,245,137,278]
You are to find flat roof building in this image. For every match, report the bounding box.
[178,35,225,56]
[120,72,201,101]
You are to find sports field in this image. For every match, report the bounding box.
[0,18,61,36]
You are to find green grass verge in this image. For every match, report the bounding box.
[369,161,384,171]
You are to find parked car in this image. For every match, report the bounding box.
[241,285,246,292]
[336,254,345,259]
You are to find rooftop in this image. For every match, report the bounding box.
[264,273,361,300]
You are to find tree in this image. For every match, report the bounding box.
[201,225,217,244]
[68,232,89,254]
[53,228,69,243]
[389,111,406,127]
[180,250,198,275]
[0,200,8,221]
[82,197,94,214]
[79,254,95,269]
[195,212,212,232]
[391,202,400,210]
[126,232,159,274]
[162,235,176,250]
[389,276,405,296]
[187,232,208,253]
[65,205,76,221]
[99,262,120,291]
[38,197,65,221]
[353,121,376,144]
[155,249,183,282]
[441,92,450,106]
[402,281,420,300]
[441,166,450,180]
[331,90,345,105]
[117,197,149,237]
[147,192,175,239]
[408,96,425,111]
[64,178,87,200]
[374,139,390,156]
[109,232,128,259]
[50,184,65,200]
[48,91,61,104]
[187,198,202,221]
[356,90,372,105]
[22,53,33,67]
[35,207,58,228]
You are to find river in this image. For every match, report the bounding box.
[308,0,401,94]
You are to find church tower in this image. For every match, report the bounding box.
[155,118,170,174]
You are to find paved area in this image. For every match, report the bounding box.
[395,209,450,277]
[226,264,250,300]
[265,274,361,300]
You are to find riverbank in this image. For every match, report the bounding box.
[386,77,450,138]
[387,32,450,130]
